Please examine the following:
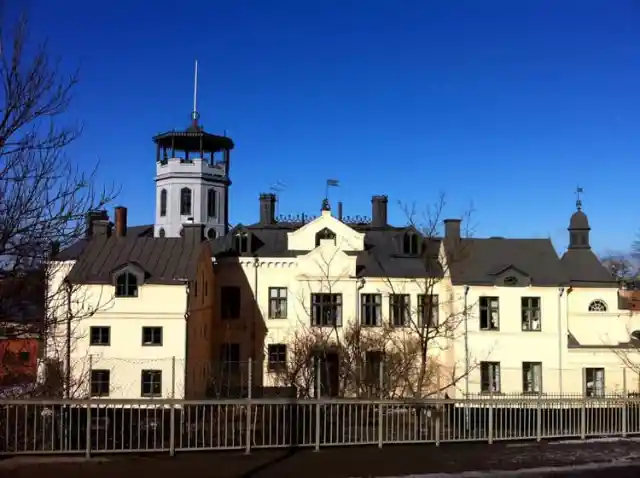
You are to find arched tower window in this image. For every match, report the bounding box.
[180,187,192,215]
[159,189,167,217]
[315,228,336,247]
[207,189,216,218]
[588,300,607,312]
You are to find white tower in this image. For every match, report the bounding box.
[152,61,233,239]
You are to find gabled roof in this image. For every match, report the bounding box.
[448,238,567,286]
[55,225,153,261]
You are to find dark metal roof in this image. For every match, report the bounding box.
[569,210,590,230]
[153,129,234,152]
[560,249,617,287]
[448,238,568,286]
[65,229,202,286]
[55,225,153,261]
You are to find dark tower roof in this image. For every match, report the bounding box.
[152,129,234,152]
[560,195,616,287]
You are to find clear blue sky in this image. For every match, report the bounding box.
[29,0,639,254]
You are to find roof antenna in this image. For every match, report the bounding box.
[191,60,200,128]
[575,185,584,211]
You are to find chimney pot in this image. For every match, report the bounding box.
[85,210,108,237]
[338,202,343,221]
[371,195,388,227]
[115,206,127,237]
[259,193,277,225]
[92,219,112,238]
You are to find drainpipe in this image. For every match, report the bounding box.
[252,257,259,386]
[65,279,72,399]
[463,285,470,398]
[557,287,565,394]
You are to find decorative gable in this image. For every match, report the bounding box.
[488,264,531,287]
[287,210,365,252]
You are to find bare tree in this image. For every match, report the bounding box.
[0,11,116,397]
[268,195,480,399]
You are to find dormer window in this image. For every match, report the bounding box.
[315,228,336,247]
[403,232,419,255]
[115,272,138,298]
[235,232,250,254]
[504,276,519,286]
[588,300,607,312]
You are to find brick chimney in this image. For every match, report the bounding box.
[92,219,112,238]
[371,195,388,227]
[182,223,206,247]
[114,206,127,237]
[85,210,108,237]
[444,219,461,243]
[259,193,276,225]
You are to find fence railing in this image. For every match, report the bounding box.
[3,395,640,456]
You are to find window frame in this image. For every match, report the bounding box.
[522,361,543,394]
[89,326,111,346]
[584,367,605,397]
[521,297,542,331]
[310,293,343,327]
[588,300,608,312]
[480,361,501,393]
[479,296,500,331]
[180,187,192,216]
[207,189,217,218]
[159,189,167,217]
[360,293,382,327]
[268,287,288,319]
[315,228,337,247]
[390,294,410,327]
[267,344,287,371]
[90,369,111,397]
[418,294,439,327]
[234,232,249,254]
[141,370,162,398]
[141,326,163,346]
[220,286,241,319]
[115,272,138,298]
[402,232,419,255]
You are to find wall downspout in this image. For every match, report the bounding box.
[558,287,565,394]
[463,285,470,398]
[252,257,259,387]
[65,279,72,399]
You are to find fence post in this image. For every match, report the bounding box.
[169,402,176,456]
[622,367,628,438]
[171,356,176,399]
[488,390,493,445]
[314,359,321,452]
[378,360,384,448]
[85,354,93,459]
[536,390,542,442]
[581,368,587,440]
[245,358,252,455]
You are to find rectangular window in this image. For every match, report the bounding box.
[267,344,287,371]
[89,326,110,346]
[479,297,499,330]
[522,362,542,393]
[90,370,110,397]
[220,343,241,374]
[584,367,605,397]
[142,327,163,346]
[268,287,288,319]
[311,293,342,327]
[521,297,541,331]
[207,189,217,218]
[480,361,501,393]
[390,294,410,327]
[141,370,162,397]
[360,294,382,327]
[220,286,241,319]
[418,294,439,327]
[364,350,384,383]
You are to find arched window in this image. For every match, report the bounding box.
[180,187,192,215]
[315,228,336,247]
[115,273,138,298]
[588,300,608,312]
[158,228,166,238]
[403,232,419,255]
[159,189,167,217]
[207,189,217,218]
